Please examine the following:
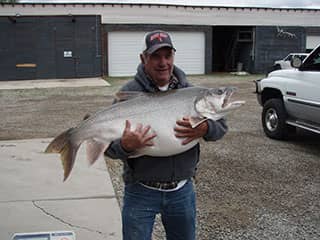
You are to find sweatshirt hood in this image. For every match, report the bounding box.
[134,63,189,92]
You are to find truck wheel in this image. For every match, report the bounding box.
[262,99,294,140]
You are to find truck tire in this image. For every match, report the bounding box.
[262,99,294,140]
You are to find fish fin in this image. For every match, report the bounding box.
[115,91,144,101]
[60,141,80,181]
[45,128,73,153]
[207,114,225,121]
[189,116,208,128]
[86,139,109,165]
[128,152,144,158]
[45,128,81,181]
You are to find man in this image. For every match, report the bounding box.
[105,30,227,240]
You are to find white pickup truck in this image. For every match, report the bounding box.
[255,44,320,139]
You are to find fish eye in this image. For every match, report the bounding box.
[217,89,224,95]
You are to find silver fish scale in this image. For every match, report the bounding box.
[70,87,209,157]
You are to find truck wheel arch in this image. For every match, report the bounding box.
[261,88,283,106]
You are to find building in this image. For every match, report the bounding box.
[0,2,320,80]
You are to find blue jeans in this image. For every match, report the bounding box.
[122,180,196,240]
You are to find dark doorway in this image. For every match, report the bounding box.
[212,26,254,72]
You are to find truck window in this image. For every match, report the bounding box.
[301,50,320,71]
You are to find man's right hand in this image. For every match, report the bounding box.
[120,120,157,152]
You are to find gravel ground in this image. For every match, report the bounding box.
[1,73,319,239]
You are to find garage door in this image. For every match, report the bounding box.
[306,35,320,51]
[108,31,205,76]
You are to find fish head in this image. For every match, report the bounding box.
[194,87,245,121]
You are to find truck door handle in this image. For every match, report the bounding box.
[286,91,296,96]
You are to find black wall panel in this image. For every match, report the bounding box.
[254,26,306,74]
[0,16,102,81]
[0,18,16,80]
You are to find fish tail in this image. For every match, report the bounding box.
[45,128,80,181]
[45,128,73,153]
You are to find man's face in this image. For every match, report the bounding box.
[142,47,174,87]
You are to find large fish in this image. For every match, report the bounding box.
[45,86,244,181]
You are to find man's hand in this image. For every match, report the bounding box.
[120,120,157,152]
[174,117,208,145]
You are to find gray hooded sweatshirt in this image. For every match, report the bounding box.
[105,64,228,184]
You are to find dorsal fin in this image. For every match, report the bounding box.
[115,91,145,101]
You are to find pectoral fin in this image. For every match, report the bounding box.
[86,139,109,165]
[189,116,208,128]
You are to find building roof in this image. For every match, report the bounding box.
[1,1,320,26]
[12,0,320,10]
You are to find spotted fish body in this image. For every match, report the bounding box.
[45,86,244,181]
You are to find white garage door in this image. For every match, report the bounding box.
[306,35,320,50]
[108,31,205,77]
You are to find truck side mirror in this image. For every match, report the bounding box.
[291,57,302,68]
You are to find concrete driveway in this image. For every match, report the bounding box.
[0,138,121,240]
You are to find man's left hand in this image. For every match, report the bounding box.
[174,117,208,145]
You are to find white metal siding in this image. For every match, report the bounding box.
[172,32,205,75]
[108,32,144,77]
[2,4,320,27]
[306,35,320,49]
[108,31,205,76]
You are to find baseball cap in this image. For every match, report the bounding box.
[142,30,176,54]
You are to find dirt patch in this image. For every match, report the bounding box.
[1,73,319,239]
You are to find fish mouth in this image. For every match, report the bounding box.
[221,87,236,108]
[193,87,238,117]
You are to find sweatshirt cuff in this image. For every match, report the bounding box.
[107,138,133,160]
[203,118,227,141]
